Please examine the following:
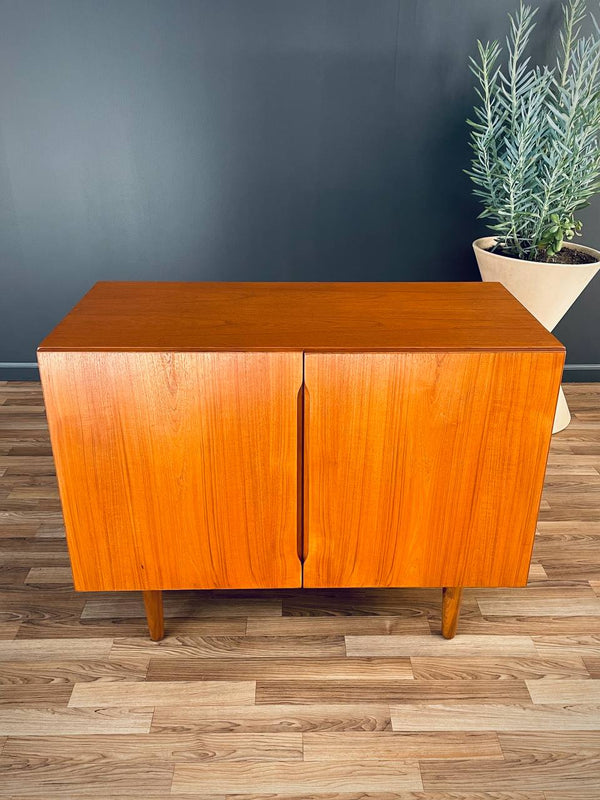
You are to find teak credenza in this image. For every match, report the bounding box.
[38,282,565,640]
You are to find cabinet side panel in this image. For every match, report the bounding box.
[38,351,302,591]
[303,351,563,588]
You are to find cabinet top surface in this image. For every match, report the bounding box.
[38,281,563,352]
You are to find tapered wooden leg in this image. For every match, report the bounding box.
[142,590,164,641]
[441,587,463,639]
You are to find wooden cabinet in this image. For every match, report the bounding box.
[38,282,564,640]
[303,351,562,589]
[38,351,302,592]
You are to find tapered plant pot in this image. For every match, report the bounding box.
[473,236,600,433]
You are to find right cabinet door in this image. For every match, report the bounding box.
[303,351,563,588]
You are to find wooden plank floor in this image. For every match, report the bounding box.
[0,380,599,798]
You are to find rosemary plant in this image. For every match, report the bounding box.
[467,0,600,261]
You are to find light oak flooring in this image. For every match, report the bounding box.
[0,380,599,798]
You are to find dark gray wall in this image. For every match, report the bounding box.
[1,0,598,379]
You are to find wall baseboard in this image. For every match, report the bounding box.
[562,364,600,382]
[2,362,600,382]
[0,362,40,381]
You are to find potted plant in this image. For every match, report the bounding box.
[467,0,600,432]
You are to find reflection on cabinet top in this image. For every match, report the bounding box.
[38,281,564,353]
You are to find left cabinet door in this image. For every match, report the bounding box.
[38,351,303,591]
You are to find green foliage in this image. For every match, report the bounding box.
[538,212,582,255]
[466,0,600,261]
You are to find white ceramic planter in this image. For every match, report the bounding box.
[473,236,600,433]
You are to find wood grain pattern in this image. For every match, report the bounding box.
[38,281,563,353]
[345,635,538,657]
[499,730,600,755]
[420,752,600,792]
[81,592,283,620]
[526,678,600,704]
[0,638,112,662]
[302,731,503,761]
[0,659,148,685]
[0,624,19,640]
[1,380,600,797]
[38,351,302,591]
[15,617,247,640]
[447,615,600,636]
[533,634,600,656]
[24,567,73,585]
[151,703,393,733]
[497,732,600,795]
[171,759,423,793]
[245,614,431,635]
[583,656,600,677]
[255,680,531,705]
[390,703,600,731]
[110,635,346,661]
[68,680,256,707]
[410,656,590,681]
[0,683,72,706]
[477,595,600,616]
[3,732,304,762]
[0,758,174,796]
[303,351,563,588]
[146,656,414,682]
[22,795,546,800]
[279,586,476,616]
[0,707,153,735]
